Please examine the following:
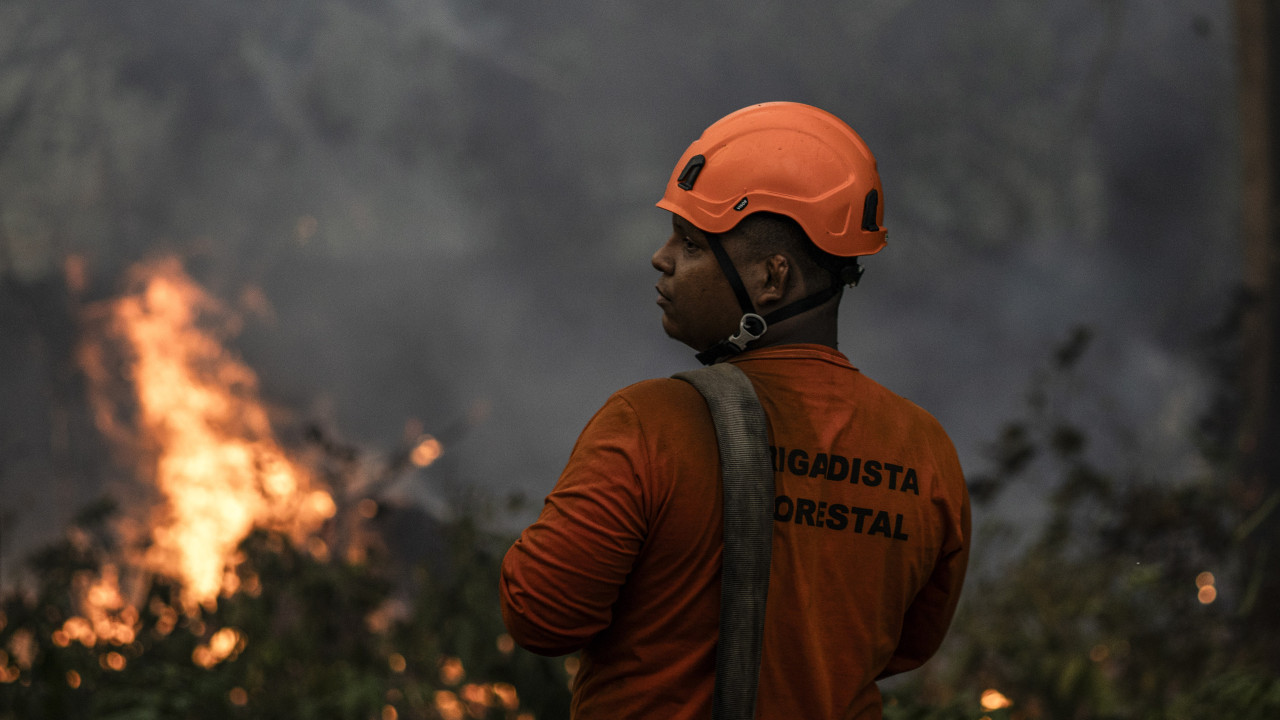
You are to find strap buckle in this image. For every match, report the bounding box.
[695,314,769,365]
[727,313,767,352]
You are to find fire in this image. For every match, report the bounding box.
[980,688,1013,710]
[433,682,521,719]
[410,435,443,467]
[192,627,246,668]
[82,256,335,611]
[52,564,139,648]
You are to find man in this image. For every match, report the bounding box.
[500,102,970,720]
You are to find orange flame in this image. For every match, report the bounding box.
[410,435,444,467]
[192,627,246,668]
[980,688,1013,710]
[52,564,140,648]
[83,256,335,611]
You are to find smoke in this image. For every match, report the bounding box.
[0,0,1240,571]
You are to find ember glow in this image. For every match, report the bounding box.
[54,564,139,647]
[192,627,246,668]
[410,434,443,467]
[980,688,1013,710]
[82,256,336,611]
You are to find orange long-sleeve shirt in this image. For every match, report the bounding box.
[500,344,970,719]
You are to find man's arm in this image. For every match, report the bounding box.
[499,394,649,656]
[876,527,970,678]
[879,437,972,679]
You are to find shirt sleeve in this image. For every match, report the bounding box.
[499,393,650,656]
[878,433,972,679]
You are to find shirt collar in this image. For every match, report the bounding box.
[728,343,854,370]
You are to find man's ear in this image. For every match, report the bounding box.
[754,253,791,308]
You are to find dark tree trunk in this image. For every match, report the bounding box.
[1235,0,1280,668]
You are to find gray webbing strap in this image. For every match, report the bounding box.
[672,362,774,720]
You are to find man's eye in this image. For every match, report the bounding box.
[683,237,698,252]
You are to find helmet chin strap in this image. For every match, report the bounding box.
[695,233,854,365]
[696,313,768,366]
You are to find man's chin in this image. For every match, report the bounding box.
[664,317,733,355]
[659,317,698,350]
[665,320,686,345]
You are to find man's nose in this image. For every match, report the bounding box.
[652,240,674,273]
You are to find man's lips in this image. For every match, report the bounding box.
[655,285,671,305]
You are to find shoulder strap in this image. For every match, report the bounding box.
[672,363,774,720]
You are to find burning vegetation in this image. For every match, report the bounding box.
[0,256,569,719]
[79,256,336,611]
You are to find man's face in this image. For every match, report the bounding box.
[651,213,744,352]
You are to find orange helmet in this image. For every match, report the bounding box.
[655,101,887,258]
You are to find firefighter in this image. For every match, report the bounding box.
[500,102,970,720]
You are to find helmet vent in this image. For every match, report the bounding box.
[677,154,706,190]
[861,189,880,232]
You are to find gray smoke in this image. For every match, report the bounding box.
[0,0,1239,577]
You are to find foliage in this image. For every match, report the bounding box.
[0,500,570,720]
[1166,669,1280,720]
[882,693,1012,720]
[883,325,1270,720]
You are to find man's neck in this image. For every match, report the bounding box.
[752,314,839,351]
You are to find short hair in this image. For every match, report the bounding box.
[726,212,851,292]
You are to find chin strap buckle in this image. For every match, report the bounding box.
[696,314,768,366]
[727,313,767,352]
